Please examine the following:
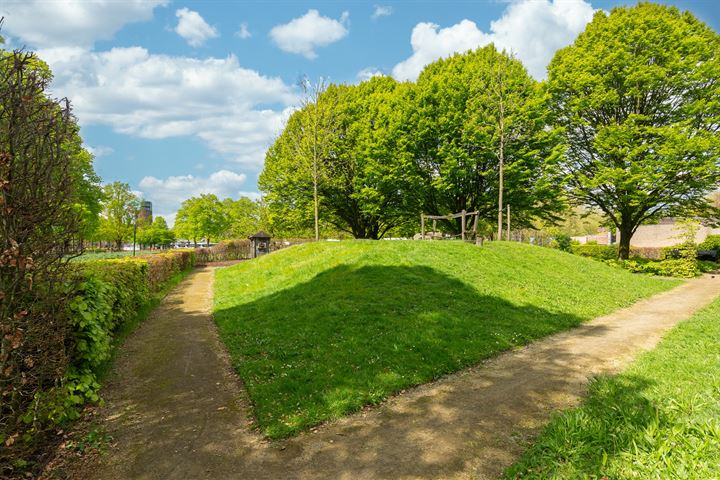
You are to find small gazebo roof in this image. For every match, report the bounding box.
[248,231,271,240]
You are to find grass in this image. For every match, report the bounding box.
[70,250,167,262]
[504,296,720,479]
[213,240,679,439]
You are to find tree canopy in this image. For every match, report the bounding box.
[547,3,720,258]
[174,193,229,246]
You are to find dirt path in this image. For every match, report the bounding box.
[87,270,720,480]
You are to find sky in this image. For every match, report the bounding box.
[2,0,719,225]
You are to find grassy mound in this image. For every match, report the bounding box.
[214,240,678,438]
[505,296,720,479]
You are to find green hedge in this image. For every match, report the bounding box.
[42,250,195,425]
[571,244,617,260]
[699,234,720,254]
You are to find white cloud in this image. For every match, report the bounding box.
[270,9,349,59]
[372,5,393,20]
[236,22,252,39]
[174,8,219,47]
[38,46,297,167]
[86,145,114,157]
[392,0,596,81]
[0,0,167,48]
[357,67,385,82]
[138,170,257,227]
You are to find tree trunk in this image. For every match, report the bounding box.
[618,224,632,260]
[497,90,505,240]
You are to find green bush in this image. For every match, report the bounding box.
[699,234,720,254]
[571,244,617,260]
[41,251,194,425]
[195,240,251,264]
[604,257,699,278]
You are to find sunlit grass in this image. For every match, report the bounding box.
[213,240,677,438]
[505,296,720,479]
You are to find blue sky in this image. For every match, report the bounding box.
[2,0,718,224]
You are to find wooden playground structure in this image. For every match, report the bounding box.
[420,210,483,244]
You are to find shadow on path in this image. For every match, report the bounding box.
[87,268,720,480]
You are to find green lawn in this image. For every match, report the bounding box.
[505,296,720,479]
[70,250,166,261]
[213,240,678,438]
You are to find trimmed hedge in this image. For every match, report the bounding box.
[195,240,251,264]
[571,244,617,260]
[46,250,196,425]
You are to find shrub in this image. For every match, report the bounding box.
[195,240,251,264]
[571,244,617,260]
[11,249,196,460]
[552,234,573,252]
[699,234,720,254]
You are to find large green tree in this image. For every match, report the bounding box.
[137,216,175,248]
[412,45,564,234]
[97,182,139,250]
[221,196,261,239]
[261,77,420,239]
[174,193,228,246]
[547,3,720,259]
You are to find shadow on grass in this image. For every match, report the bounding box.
[214,264,595,439]
[505,374,662,479]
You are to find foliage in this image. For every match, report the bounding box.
[412,45,565,233]
[571,244,618,260]
[213,241,675,438]
[605,258,699,278]
[504,296,720,479]
[699,234,720,254]
[0,47,102,474]
[547,3,720,259]
[551,234,572,252]
[137,216,175,248]
[174,193,229,246]
[96,182,140,251]
[221,197,261,239]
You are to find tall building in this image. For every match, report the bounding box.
[138,200,153,223]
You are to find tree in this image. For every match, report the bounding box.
[97,182,139,251]
[547,3,720,259]
[174,194,228,246]
[262,77,421,239]
[221,196,261,239]
[137,216,175,248]
[0,45,102,468]
[412,45,564,234]
[319,78,420,238]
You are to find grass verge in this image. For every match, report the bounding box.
[504,295,720,479]
[214,240,678,439]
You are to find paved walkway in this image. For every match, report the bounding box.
[88,268,720,480]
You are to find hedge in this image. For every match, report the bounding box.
[195,240,251,264]
[43,250,196,425]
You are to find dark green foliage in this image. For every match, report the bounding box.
[699,234,720,254]
[214,241,674,438]
[552,234,572,252]
[505,297,720,479]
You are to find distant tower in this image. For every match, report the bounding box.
[138,200,153,223]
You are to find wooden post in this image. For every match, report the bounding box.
[432,219,436,238]
[506,205,511,241]
[461,209,466,241]
[421,214,425,240]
